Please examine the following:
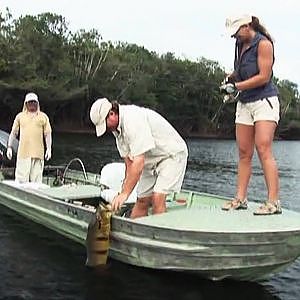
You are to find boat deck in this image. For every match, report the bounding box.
[136,192,300,233]
[137,207,300,233]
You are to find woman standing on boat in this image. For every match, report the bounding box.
[220,14,281,215]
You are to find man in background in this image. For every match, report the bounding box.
[6,92,52,183]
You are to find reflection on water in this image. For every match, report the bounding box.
[1,133,300,299]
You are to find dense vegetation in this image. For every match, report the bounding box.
[1,9,299,138]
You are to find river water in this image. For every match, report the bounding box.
[1,133,300,300]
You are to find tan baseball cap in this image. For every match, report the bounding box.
[225,14,252,37]
[90,98,112,137]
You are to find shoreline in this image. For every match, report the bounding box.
[52,128,291,140]
[53,127,235,140]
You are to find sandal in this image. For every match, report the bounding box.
[222,198,248,211]
[253,201,282,215]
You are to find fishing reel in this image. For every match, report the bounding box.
[219,78,240,103]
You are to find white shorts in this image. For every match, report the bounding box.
[137,151,188,198]
[235,96,280,125]
[15,158,44,183]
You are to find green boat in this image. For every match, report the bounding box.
[0,158,300,281]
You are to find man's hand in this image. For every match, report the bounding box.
[111,192,128,212]
[6,147,12,160]
[45,148,52,161]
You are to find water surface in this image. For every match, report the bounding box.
[1,133,300,299]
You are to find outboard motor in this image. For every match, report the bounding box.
[99,162,137,204]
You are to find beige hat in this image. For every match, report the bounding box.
[90,98,112,137]
[225,14,252,36]
[24,92,39,103]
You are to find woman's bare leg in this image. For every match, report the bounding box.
[254,121,279,202]
[235,124,255,200]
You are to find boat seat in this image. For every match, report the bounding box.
[38,184,102,201]
[2,180,102,203]
[99,162,137,203]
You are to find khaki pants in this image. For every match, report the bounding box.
[15,158,44,183]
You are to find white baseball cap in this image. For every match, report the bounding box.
[24,92,39,103]
[225,14,252,37]
[90,98,112,137]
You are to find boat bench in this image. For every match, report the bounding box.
[39,184,102,203]
[2,180,102,205]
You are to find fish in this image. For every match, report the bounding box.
[85,203,112,267]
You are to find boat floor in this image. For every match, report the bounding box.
[136,196,300,233]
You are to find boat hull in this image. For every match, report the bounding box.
[0,181,93,244]
[110,216,300,281]
[108,191,300,281]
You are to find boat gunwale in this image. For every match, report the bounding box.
[110,230,298,248]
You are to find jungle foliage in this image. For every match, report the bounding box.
[1,9,299,138]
